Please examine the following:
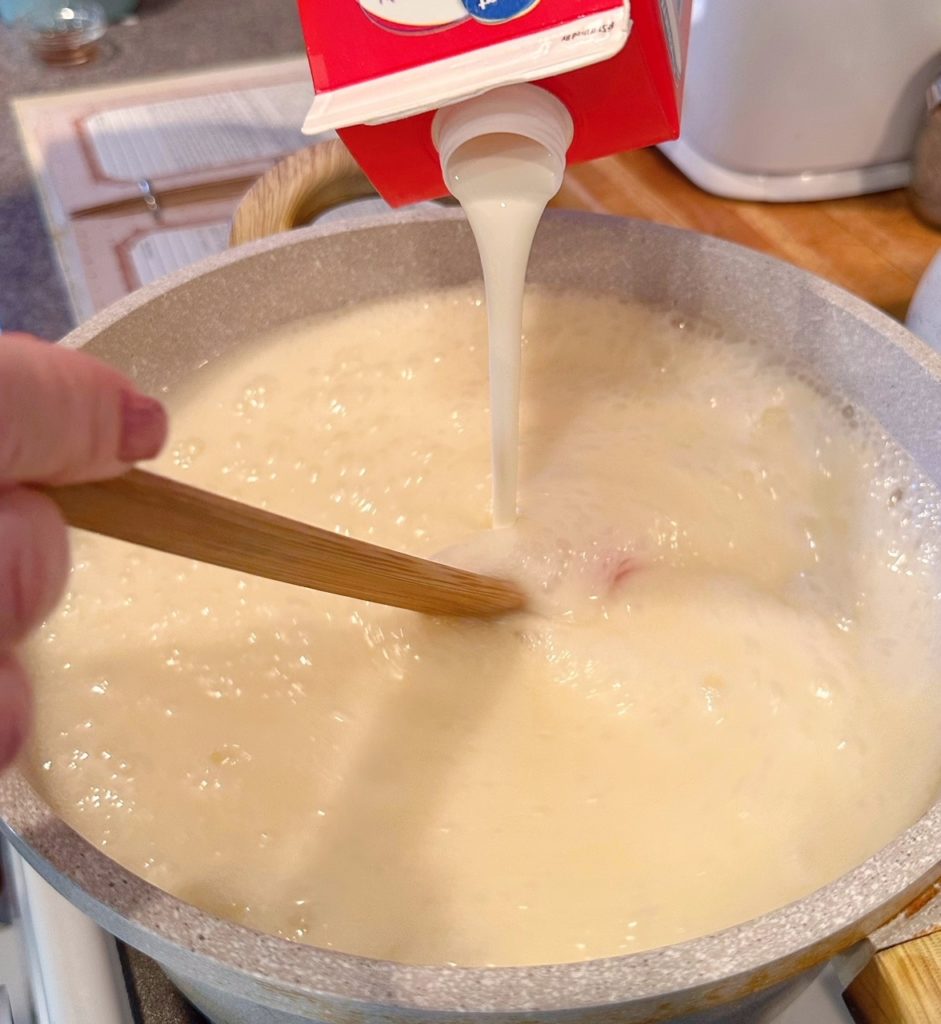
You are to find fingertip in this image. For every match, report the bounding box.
[0,334,166,484]
[0,654,32,771]
[119,390,168,463]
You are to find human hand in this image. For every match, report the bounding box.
[0,333,168,770]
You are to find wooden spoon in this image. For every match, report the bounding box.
[42,469,524,619]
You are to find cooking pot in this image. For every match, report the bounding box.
[3,190,941,1023]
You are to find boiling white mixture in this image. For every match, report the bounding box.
[25,289,941,966]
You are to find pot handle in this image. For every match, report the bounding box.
[844,930,941,1022]
[229,139,377,247]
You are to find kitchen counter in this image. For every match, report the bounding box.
[0,0,305,338]
[559,151,941,322]
[1,0,939,335]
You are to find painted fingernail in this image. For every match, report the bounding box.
[119,390,168,462]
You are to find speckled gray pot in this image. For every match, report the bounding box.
[2,211,941,1024]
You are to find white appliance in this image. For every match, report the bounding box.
[660,0,941,200]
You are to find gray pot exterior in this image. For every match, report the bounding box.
[168,966,823,1024]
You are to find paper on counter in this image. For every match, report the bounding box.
[85,82,312,182]
[12,57,315,321]
[128,222,231,287]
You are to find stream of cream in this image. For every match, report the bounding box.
[443,133,561,527]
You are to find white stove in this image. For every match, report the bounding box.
[0,837,856,1024]
[0,838,202,1024]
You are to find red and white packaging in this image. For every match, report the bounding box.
[298,0,692,206]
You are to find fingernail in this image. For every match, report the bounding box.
[120,390,168,462]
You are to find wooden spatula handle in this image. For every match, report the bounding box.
[845,932,941,1023]
[42,469,524,619]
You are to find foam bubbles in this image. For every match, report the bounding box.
[23,286,941,968]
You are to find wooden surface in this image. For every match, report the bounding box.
[43,469,524,619]
[845,932,941,1024]
[557,149,941,322]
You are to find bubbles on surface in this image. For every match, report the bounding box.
[23,285,941,968]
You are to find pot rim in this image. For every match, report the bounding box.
[5,209,941,1019]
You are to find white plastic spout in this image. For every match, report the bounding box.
[432,83,574,191]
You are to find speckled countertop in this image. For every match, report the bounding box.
[0,0,304,339]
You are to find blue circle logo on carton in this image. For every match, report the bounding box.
[357,0,541,33]
[464,0,541,23]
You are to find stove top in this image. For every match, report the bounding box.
[121,947,205,1024]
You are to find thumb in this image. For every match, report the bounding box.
[0,333,167,485]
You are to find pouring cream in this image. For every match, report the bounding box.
[435,84,572,527]
[443,133,560,527]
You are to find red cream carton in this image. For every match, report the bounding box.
[298,0,692,207]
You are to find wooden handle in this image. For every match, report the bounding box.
[229,138,376,246]
[42,469,524,619]
[845,932,941,1023]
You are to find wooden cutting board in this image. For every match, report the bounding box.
[558,149,941,322]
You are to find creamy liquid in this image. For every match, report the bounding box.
[444,134,561,527]
[25,290,941,966]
